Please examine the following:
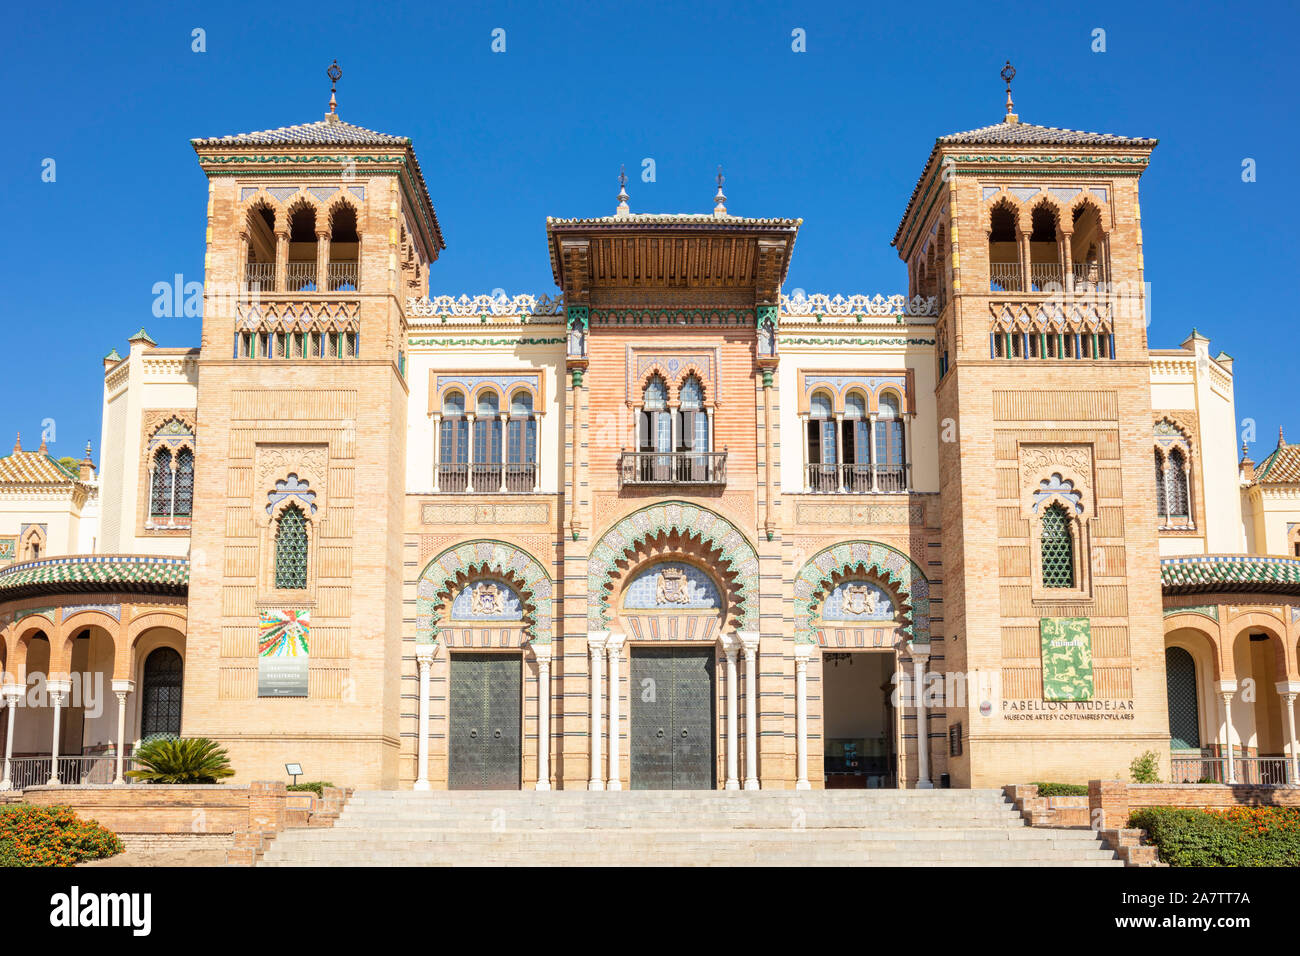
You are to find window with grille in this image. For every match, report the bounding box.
[1167,447,1189,519]
[274,504,309,589]
[1040,504,1075,588]
[1154,450,1167,519]
[141,647,183,740]
[174,448,194,517]
[150,448,174,517]
[1164,647,1200,750]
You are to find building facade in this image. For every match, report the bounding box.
[2,87,1299,792]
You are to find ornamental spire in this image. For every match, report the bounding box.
[1280,426,1288,448]
[12,432,19,455]
[615,165,630,216]
[713,165,728,217]
[326,59,342,121]
[1001,60,1018,124]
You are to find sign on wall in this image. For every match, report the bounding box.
[1039,617,1094,702]
[258,609,310,697]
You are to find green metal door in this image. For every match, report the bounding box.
[449,653,521,790]
[630,647,716,789]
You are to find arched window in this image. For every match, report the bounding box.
[274,504,309,590]
[1040,504,1074,589]
[677,375,710,478]
[842,393,871,492]
[439,390,469,492]
[1165,646,1201,751]
[806,390,837,492]
[286,204,319,292]
[1154,450,1167,520]
[1167,447,1190,520]
[328,202,360,291]
[1028,203,1063,292]
[874,393,907,492]
[150,447,174,518]
[141,647,183,740]
[988,200,1020,292]
[174,447,194,517]
[639,375,671,481]
[243,202,277,289]
[473,390,503,491]
[506,391,536,492]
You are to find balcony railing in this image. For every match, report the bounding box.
[1170,754,1291,785]
[286,262,318,292]
[989,263,1022,292]
[244,262,276,289]
[328,261,360,292]
[806,463,909,494]
[437,462,537,493]
[619,450,727,486]
[1029,263,1064,291]
[4,755,136,789]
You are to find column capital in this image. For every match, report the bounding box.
[720,632,741,658]
[1276,681,1300,696]
[530,642,553,663]
[1,683,23,702]
[794,643,814,662]
[737,630,760,654]
[111,679,136,695]
[415,642,440,664]
[1214,679,1239,696]
[605,631,626,651]
[587,630,610,651]
[905,641,930,663]
[47,679,72,697]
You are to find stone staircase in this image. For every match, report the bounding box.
[258,789,1124,866]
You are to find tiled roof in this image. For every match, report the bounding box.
[0,451,79,485]
[892,117,1157,250]
[937,121,1157,147]
[547,214,800,229]
[0,555,189,599]
[190,117,411,147]
[1161,555,1300,595]
[1252,442,1300,483]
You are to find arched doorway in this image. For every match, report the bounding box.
[141,647,183,740]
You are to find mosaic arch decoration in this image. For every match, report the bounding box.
[793,541,931,646]
[588,502,759,631]
[416,540,552,645]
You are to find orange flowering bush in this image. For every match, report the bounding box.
[0,804,124,867]
[1130,805,1300,866]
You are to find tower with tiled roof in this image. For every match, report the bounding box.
[892,63,1168,786]
[185,62,443,785]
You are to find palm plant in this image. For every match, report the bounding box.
[126,737,235,784]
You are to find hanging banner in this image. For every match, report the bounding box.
[1039,617,1094,702]
[258,609,310,697]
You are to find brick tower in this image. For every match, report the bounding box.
[893,66,1169,785]
[184,64,444,786]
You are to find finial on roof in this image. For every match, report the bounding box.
[1001,60,1018,124]
[326,59,342,122]
[1280,426,1287,448]
[12,432,19,455]
[38,434,47,454]
[615,165,630,216]
[713,165,728,217]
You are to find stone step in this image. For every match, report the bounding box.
[277,827,1106,844]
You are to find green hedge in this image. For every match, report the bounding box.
[1031,782,1088,797]
[0,805,123,867]
[1129,806,1300,867]
[287,781,334,797]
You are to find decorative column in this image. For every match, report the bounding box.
[907,643,933,789]
[797,412,808,490]
[111,679,134,785]
[465,413,476,493]
[274,224,289,293]
[414,645,436,791]
[532,412,543,492]
[534,644,552,790]
[606,633,625,790]
[1216,680,1238,784]
[588,632,608,791]
[1017,227,1030,291]
[316,227,330,292]
[794,645,812,790]
[833,412,846,492]
[1060,226,1073,294]
[1277,681,1300,785]
[430,413,441,492]
[868,412,879,492]
[740,631,760,790]
[903,413,914,490]
[0,684,20,791]
[498,412,509,493]
[722,635,740,790]
[47,679,71,786]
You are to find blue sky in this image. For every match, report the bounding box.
[2,0,1295,463]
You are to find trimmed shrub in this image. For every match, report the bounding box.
[1030,782,1088,797]
[287,781,334,797]
[1130,750,1162,783]
[1129,806,1300,867]
[0,804,123,867]
[127,737,235,784]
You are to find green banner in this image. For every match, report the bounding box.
[1039,617,1094,701]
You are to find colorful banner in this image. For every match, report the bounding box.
[258,609,310,697]
[1039,617,1094,702]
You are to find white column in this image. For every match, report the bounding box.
[588,632,608,791]
[834,413,845,492]
[1277,681,1300,785]
[722,635,740,790]
[498,412,509,493]
[903,414,914,490]
[606,634,625,790]
[797,412,808,489]
[740,631,760,790]
[908,644,933,788]
[111,679,134,785]
[532,412,543,493]
[47,679,71,786]
[465,413,476,493]
[868,412,879,492]
[430,412,441,492]
[414,645,436,790]
[534,644,552,790]
[1217,680,1238,784]
[794,645,812,790]
[0,685,19,791]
